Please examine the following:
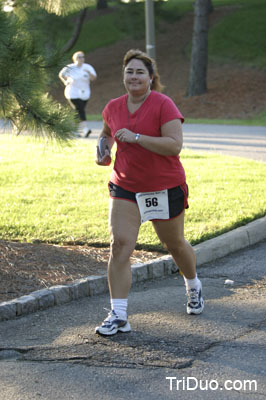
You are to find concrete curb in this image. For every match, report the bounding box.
[1,216,266,322]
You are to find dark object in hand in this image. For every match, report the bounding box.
[97,137,111,166]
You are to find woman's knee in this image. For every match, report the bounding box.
[162,236,187,255]
[109,233,134,261]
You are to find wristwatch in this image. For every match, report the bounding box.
[135,133,140,142]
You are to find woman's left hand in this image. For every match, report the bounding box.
[115,128,136,143]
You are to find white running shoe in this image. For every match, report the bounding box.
[186,282,204,315]
[95,310,131,336]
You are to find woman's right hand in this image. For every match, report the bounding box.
[95,145,111,166]
[95,124,113,166]
[65,77,73,85]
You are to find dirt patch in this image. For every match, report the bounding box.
[2,7,266,303]
[0,240,164,302]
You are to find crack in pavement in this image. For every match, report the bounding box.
[2,320,265,370]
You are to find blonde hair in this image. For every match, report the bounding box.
[122,49,164,92]
[72,51,85,63]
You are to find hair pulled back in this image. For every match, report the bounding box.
[122,49,164,92]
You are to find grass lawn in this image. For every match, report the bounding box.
[186,112,266,126]
[208,0,266,70]
[0,135,265,251]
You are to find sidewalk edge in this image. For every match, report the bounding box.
[1,216,266,322]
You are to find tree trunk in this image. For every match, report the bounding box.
[208,0,214,13]
[61,8,87,54]
[187,0,209,96]
[97,0,108,10]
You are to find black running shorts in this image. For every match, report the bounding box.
[108,181,189,219]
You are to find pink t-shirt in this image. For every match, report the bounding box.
[102,91,186,192]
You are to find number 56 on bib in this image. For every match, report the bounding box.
[136,189,170,223]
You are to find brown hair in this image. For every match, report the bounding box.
[122,49,164,92]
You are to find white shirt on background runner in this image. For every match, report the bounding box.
[61,63,97,100]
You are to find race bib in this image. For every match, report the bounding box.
[136,189,170,223]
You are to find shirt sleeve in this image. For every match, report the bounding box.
[160,96,184,126]
[85,64,97,77]
[59,66,69,77]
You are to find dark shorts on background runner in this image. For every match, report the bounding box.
[108,181,189,219]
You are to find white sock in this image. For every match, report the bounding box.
[111,298,128,320]
[184,275,201,291]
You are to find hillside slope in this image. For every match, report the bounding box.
[53,7,266,120]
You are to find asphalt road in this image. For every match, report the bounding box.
[182,124,266,162]
[86,122,266,162]
[2,119,266,162]
[0,240,266,399]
